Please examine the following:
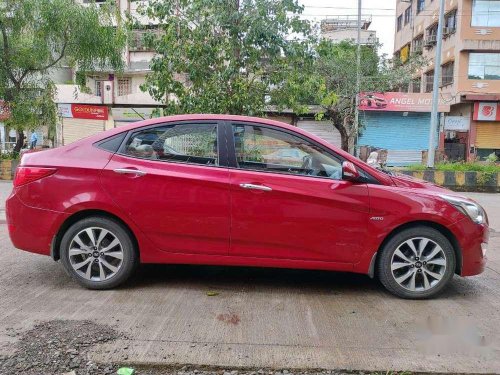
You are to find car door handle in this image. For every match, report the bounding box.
[239,183,272,192]
[113,168,147,176]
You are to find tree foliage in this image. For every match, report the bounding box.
[273,40,426,152]
[139,0,313,116]
[0,0,126,151]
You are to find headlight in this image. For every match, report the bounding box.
[440,195,486,224]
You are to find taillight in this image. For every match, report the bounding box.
[14,167,57,187]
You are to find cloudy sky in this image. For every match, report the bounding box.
[298,0,396,57]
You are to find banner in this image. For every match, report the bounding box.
[58,104,108,120]
[358,92,450,113]
[112,107,160,122]
[473,102,500,121]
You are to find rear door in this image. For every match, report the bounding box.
[228,122,370,264]
[100,121,231,256]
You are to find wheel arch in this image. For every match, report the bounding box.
[372,220,462,277]
[51,209,140,261]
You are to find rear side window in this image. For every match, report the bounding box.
[95,133,127,153]
[121,123,219,166]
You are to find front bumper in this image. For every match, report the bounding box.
[6,192,68,256]
[450,217,488,277]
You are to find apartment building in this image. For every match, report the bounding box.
[394,0,500,161]
[53,0,162,145]
[321,16,378,46]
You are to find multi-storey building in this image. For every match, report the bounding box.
[52,0,162,145]
[321,16,378,46]
[394,0,500,161]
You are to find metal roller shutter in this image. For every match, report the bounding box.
[358,112,438,166]
[476,122,500,149]
[62,118,105,145]
[115,121,131,127]
[297,120,341,147]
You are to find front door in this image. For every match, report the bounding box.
[228,122,370,264]
[100,121,230,255]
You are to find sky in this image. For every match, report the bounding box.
[298,0,396,57]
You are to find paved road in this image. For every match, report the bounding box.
[1,180,499,374]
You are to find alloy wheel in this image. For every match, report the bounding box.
[68,227,124,282]
[390,237,447,292]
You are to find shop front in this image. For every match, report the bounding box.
[357,92,449,166]
[472,102,500,160]
[112,107,160,127]
[57,104,109,145]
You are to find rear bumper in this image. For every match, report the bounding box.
[6,192,68,256]
[450,218,488,277]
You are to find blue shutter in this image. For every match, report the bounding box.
[358,111,439,166]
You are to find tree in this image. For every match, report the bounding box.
[139,0,313,116]
[0,0,126,152]
[273,40,426,152]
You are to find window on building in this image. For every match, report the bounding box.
[404,6,412,25]
[468,53,500,80]
[425,24,438,46]
[411,78,422,93]
[117,78,132,96]
[417,0,425,14]
[472,0,500,27]
[413,35,424,54]
[441,62,454,86]
[425,70,434,92]
[95,80,104,97]
[397,15,403,31]
[444,10,457,34]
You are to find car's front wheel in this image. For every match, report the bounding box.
[377,226,456,299]
[60,217,138,289]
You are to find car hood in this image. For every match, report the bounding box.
[390,172,467,198]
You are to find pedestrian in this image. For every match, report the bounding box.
[30,132,38,150]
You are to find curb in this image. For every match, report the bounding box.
[398,170,500,192]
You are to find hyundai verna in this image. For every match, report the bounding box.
[6,115,489,299]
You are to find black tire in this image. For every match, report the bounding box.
[377,226,456,299]
[60,217,138,289]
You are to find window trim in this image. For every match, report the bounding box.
[116,120,229,169]
[225,121,380,184]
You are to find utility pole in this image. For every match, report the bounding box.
[427,0,446,168]
[354,0,362,155]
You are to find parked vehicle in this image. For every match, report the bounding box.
[5,115,488,298]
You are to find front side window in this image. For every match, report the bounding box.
[468,53,500,80]
[233,124,342,180]
[123,123,219,166]
[397,15,403,31]
[425,70,434,92]
[472,0,500,27]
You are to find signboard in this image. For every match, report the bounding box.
[58,104,108,120]
[358,92,450,113]
[444,116,470,131]
[0,100,10,121]
[473,102,500,121]
[112,107,160,122]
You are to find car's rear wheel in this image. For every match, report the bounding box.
[377,226,456,299]
[60,217,138,289]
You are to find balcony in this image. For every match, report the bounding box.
[55,85,102,105]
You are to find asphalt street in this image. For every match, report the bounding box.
[0,180,499,373]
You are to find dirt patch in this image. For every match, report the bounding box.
[0,320,119,375]
[217,313,241,325]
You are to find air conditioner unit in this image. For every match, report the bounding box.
[102,81,113,105]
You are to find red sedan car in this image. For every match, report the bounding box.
[6,115,488,299]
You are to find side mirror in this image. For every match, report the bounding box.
[342,161,360,182]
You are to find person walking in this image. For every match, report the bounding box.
[30,132,38,150]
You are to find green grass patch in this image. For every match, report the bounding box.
[403,162,500,173]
